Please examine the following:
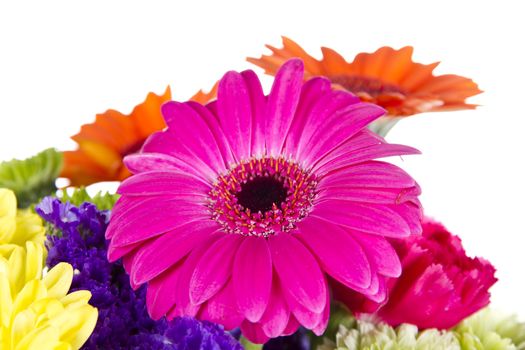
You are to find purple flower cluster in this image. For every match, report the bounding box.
[36,197,242,350]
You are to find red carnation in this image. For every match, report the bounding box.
[334,217,497,329]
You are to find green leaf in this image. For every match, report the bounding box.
[239,336,264,350]
[0,149,63,208]
[58,187,120,211]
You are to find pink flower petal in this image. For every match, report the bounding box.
[386,202,423,235]
[330,276,386,313]
[302,103,386,165]
[369,277,388,303]
[121,246,142,290]
[284,291,324,329]
[117,170,211,197]
[284,77,332,157]
[312,288,330,336]
[161,101,227,173]
[259,277,290,338]
[313,143,420,175]
[265,59,304,156]
[167,239,218,318]
[268,234,327,313]
[310,129,382,172]
[198,280,244,330]
[140,131,219,181]
[296,217,372,290]
[240,321,270,344]
[312,200,412,238]
[317,186,421,205]
[351,231,402,278]
[319,161,417,189]
[282,316,300,336]
[130,222,219,286]
[146,263,183,320]
[186,101,236,167]
[233,237,272,322]
[295,90,360,162]
[190,234,243,305]
[240,70,266,157]
[108,238,144,263]
[217,71,252,160]
[124,152,210,184]
[108,196,208,249]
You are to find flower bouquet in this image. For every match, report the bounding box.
[1,37,523,350]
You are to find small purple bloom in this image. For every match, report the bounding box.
[36,197,242,350]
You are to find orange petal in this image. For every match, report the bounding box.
[320,47,353,75]
[130,86,171,139]
[399,62,440,91]
[416,74,480,95]
[247,36,323,78]
[248,37,482,116]
[62,87,173,186]
[360,47,393,78]
[72,110,138,152]
[378,46,414,84]
[60,150,110,186]
[191,81,219,104]
[77,140,123,174]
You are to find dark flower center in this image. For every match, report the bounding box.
[236,176,288,213]
[330,75,405,97]
[208,157,317,237]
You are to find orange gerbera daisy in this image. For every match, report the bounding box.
[248,37,482,134]
[61,87,216,186]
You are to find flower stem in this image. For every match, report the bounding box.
[367,116,401,138]
[240,336,264,350]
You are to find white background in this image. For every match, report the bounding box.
[1,1,524,315]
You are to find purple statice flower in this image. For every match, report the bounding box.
[36,197,242,350]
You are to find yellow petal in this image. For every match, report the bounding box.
[0,189,17,244]
[24,242,43,284]
[13,211,45,247]
[59,291,91,309]
[56,305,97,350]
[12,280,47,317]
[14,324,61,350]
[0,189,17,217]
[0,244,17,258]
[11,308,37,347]
[52,342,72,350]
[43,264,73,300]
[0,257,13,327]
[30,299,64,324]
[7,247,25,293]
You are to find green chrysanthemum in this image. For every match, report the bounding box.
[319,315,459,350]
[319,309,525,350]
[0,149,63,208]
[58,188,119,211]
[455,309,525,350]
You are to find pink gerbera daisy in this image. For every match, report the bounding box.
[106,59,423,343]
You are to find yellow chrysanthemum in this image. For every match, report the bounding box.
[0,259,98,350]
[1,188,98,349]
[0,188,46,293]
[0,188,45,248]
